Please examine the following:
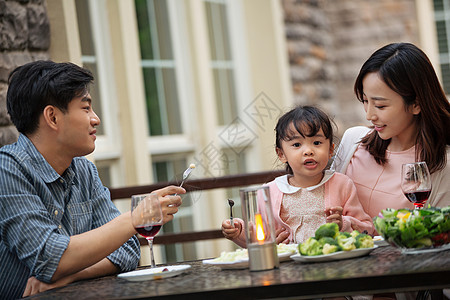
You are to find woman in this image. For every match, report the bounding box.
[332,42,450,218]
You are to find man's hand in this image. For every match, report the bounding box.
[152,186,186,224]
[23,276,74,297]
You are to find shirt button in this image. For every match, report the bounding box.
[54,210,58,216]
[60,179,64,183]
[58,225,62,229]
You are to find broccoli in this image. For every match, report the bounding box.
[298,237,322,256]
[318,237,338,247]
[336,233,356,251]
[315,223,339,240]
[322,243,339,255]
[342,231,352,238]
[318,237,340,254]
[350,230,360,238]
[355,234,374,248]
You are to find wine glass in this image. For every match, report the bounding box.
[401,162,432,210]
[131,193,163,268]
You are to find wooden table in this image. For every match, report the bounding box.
[28,246,450,299]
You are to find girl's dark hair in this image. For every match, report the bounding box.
[275,105,334,174]
[7,60,94,135]
[354,43,450,174]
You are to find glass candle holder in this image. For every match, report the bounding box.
[240,186,279,271]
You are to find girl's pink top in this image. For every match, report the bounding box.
[231,171,374,248]
[346,144,416,218]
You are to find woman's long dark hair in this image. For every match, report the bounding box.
[354,43,450,174]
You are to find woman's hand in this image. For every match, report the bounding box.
[221,219,242,240]
[325,206,343,230]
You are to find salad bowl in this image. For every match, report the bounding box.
[373,206,450,254]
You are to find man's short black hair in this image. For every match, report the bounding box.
[7,60,94,134]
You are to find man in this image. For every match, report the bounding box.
[0,61,185,299]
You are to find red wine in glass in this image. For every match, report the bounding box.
[135,225,162,238]
[401,162,432,210]
[404,190,431,209]
[131,193,163,268]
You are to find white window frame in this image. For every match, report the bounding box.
[145,0,197,155]
[78,0,122,186]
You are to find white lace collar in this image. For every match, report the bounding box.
[274,170,335,194]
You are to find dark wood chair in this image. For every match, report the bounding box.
[109,170,285,245]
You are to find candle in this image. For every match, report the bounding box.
[255,213,265,242]
[240,186,279,271]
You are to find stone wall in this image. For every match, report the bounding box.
[282,0,419,135]
[0,0,50,147]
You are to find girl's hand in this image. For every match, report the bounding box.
[325,206,343,230]
[221,219,241,240]
[275,227,290,244]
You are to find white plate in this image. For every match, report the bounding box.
[397,243,450,255]
[290,246,378,263]
[203,249,296,269]
[202,258,249,269]
[117,265,191,281]
[373,236,389,247]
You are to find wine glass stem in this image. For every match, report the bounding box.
[147,237,156,268]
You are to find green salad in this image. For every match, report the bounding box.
[298,223,374,256]
[373,206,450,249]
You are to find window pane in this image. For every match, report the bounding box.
[142,68,162,135]
[135,0,154,59]
[213,68,237,125]
[162,68,182,134]
[434,0,450,94]
[142,67,182,135]
[205,1,231,60]
[136,0,181,136]
[436,21,449,54]
[76,0,95,56]
[441,63,450,93]
[75,0,104,135]
[153,0,174,60]
[434,0,444,11]
[97,165,111,188]
[136,0,173,59]
[205,0,238,126]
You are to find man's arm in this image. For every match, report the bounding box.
[52,186,184,282]
[23,258,118,297]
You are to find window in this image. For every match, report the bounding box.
[204,0,238,126]
[135,0,183,136]
[75,0,104,135]
[434,0,450,93]
[75,0,121,186]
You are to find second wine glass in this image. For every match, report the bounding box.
[131,193,163,268]
[401,162,432,210]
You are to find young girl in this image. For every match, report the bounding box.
[332,43,450,218]
[222,106,374,247]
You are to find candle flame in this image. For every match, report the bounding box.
[255,213,265,241]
